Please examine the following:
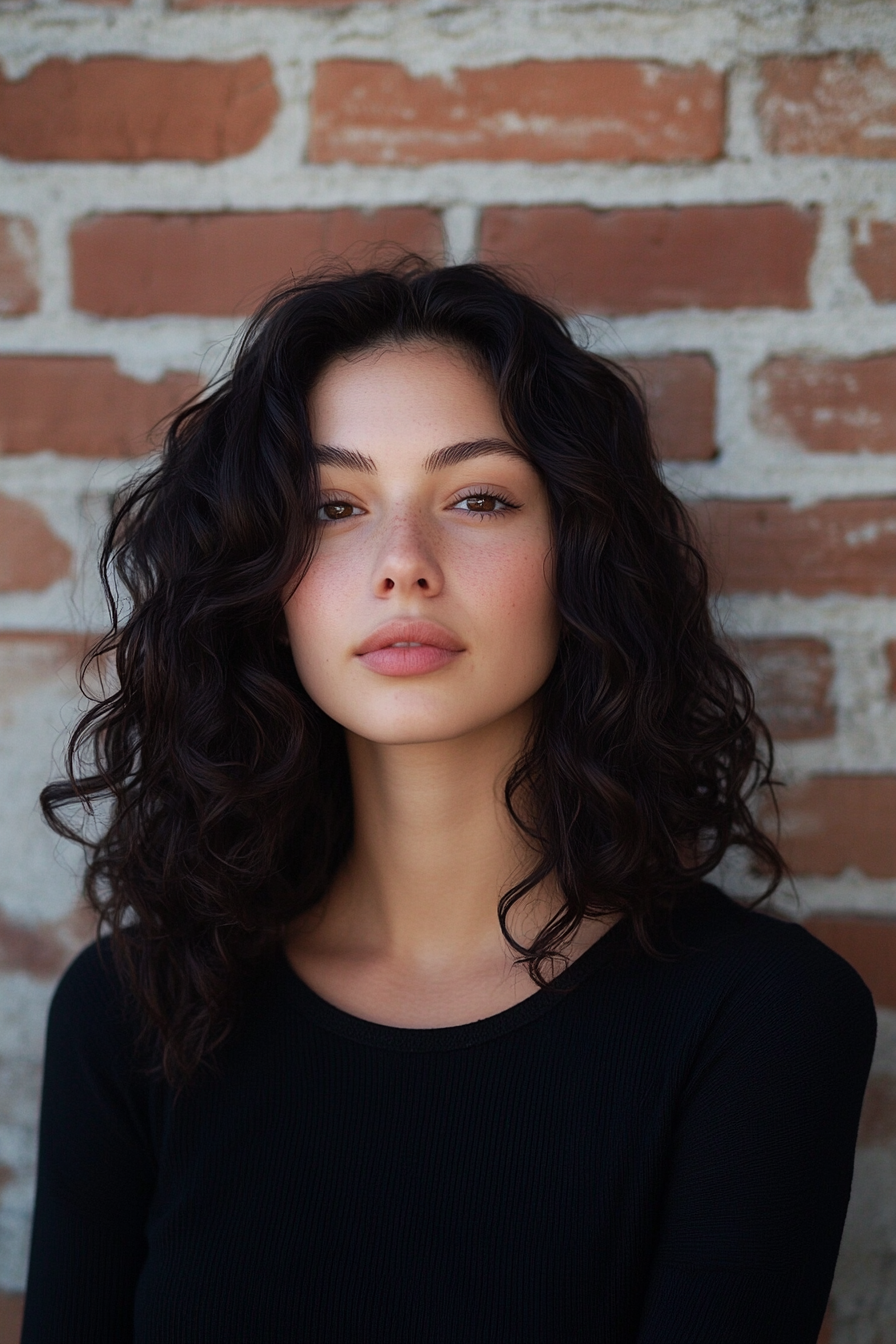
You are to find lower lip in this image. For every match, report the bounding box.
[358,645,462,676]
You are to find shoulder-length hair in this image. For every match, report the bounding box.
[43,258,782,1083]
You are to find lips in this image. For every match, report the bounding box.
[355,620,465,677]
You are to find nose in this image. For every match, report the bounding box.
[372,509,444,599]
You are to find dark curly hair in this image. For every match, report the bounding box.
[42,258,783,1083]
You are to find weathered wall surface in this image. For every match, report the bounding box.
[1,1,895,1339]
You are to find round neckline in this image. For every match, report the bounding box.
[276,917,629,1053]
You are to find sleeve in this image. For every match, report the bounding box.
[21,941,158,1344]
[636,927,877,1344]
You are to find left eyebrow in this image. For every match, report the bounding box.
[423,438,529,474]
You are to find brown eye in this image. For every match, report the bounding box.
[319,502,355,521]
[465,496,497,512]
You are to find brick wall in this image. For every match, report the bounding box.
[1,3,895,1341]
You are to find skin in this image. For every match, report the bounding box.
[283,342,612,1027]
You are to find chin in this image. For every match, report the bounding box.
[335,693,525,746]
[345,715,486,746]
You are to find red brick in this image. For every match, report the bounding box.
[736,637,835,740]
[886,640,896,697]
[0,910,70,978]
[0,1292,23,1344]
[0,631,91,683]
[309,59,723,166]
[804,916,896,1007]
[624,353,716,460]
[0,217,38,315]
[852,220,896,303]
[72,209,444,317]
[858,1076,896,1145]
[480,205,818,313]
[0,494,71,592]
[0,358,199,457]
[754,354,896,454]
[759,55,896,158]
[696,497,896,597]
[0,57,277,162]
[766,775,896,877]
[0,627,90,651]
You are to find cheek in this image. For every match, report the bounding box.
[283,551,354,675]
[457,536,558,664]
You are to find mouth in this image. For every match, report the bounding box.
[355,620,465,678]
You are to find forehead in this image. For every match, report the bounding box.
[308,343,505,453]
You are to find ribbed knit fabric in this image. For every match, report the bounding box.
[23,884,875,1344]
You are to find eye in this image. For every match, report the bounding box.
[317,500,362,522]
[451,491,519,517]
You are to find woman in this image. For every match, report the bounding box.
[24,260,874,1343]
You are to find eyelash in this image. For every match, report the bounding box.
[316,499,363,523]
[315,491,521,523]
[451,490,520,518]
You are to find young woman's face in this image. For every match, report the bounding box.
[284,342,560,745]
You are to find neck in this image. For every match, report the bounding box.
[327,704,542,969]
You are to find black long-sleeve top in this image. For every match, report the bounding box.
[23,884,875,1344]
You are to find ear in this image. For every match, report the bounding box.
[274,611,292,647]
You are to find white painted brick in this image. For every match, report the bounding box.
[0,638,89,923]
[1,0,895,1323]
[834,1147,896,1344]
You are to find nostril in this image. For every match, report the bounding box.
[417,578,428,589]
[384,578,394,591]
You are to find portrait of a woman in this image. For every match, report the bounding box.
[21,261,875,1343]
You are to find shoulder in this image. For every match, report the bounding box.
[666,885,877,1061]
[48,935,142,1064]
[672,883,871,988]
[52,934,124,1012]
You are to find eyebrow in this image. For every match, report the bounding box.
[313,438,528,475]
[313,445,376,473]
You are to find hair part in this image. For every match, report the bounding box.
[42,256,783,1084]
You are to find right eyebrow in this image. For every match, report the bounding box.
[313,445,376,473]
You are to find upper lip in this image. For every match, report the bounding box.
[355,620,465,655]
